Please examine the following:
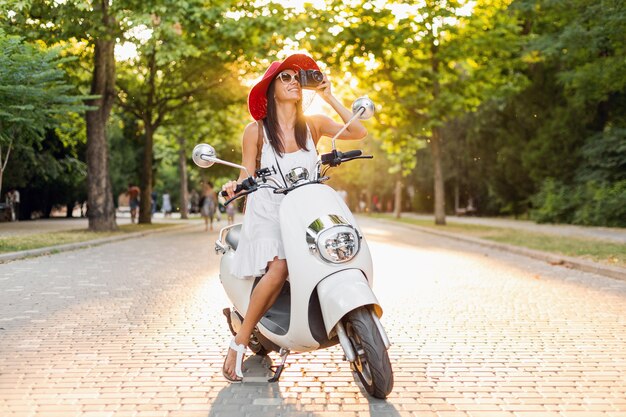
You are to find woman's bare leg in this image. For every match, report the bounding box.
[223,257,288,380]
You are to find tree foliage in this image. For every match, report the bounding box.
[0,31,86,196]
[1,0,623,226]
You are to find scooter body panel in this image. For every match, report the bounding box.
[279,184,374,284]
[218,184,378,353]
[219,249,255,313]
[276,184,375,350]
[316,269,382,336]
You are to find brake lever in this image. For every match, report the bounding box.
[340,155,374,163]
[224,189,254,206]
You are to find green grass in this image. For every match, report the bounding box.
[0,223,176,253]
[372,214,626,268]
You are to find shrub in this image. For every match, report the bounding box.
[532,179,626,226]
[531,179,576,223]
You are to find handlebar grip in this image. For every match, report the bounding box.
[342,150,362,159]
[220,183,245,197]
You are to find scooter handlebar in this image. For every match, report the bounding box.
[220,183,244,197]
[341,150,362,158]
[219,177,256,197]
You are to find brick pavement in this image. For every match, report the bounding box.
[0,218,625,416]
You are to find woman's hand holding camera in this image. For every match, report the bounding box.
[317,74,333,101]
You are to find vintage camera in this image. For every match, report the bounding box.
[298,69,324,89]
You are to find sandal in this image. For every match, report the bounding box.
[222,338,246,382]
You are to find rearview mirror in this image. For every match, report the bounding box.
[351,96,375,120]
[192,143,216,168]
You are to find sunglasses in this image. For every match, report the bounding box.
[276,71,300,85]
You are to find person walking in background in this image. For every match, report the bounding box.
[201,181,217,231]
[12,189,20,221]
[225,198,236,225]
[127,184,140,223]
[151,191,158,217]
[161,191,172,217]
[5,190,15,221]
[189,189,200,214]
[359,193,367,213]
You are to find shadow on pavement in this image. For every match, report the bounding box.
[209,354,402,416]
[353,376,402,417]
[208,354,298,416]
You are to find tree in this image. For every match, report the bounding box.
[306,0,524,224]
[115,2,293,223]
[3,0,128,230]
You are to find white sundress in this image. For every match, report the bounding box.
[231,126,318,279]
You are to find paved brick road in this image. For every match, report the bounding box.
[1,218,625,417]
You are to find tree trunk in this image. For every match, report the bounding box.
[454,179,460,214]
[138,48,159,224]
[139,123,154,224]
[178,136,189,220]
[431,127,446,225]
[429,25,445,226]
[86,32,117,231]
[393,177,402,219]
[0,140,12,197]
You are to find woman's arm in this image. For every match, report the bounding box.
[223,122,259,198]
[308,75,368,144]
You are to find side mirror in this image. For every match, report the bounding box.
[192,143,253,177]
[192,143,216,168]
[351,96,375,120]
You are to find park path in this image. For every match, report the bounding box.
[0,217,625,416]
[401,212,626,244]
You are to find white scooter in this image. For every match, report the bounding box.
[192,97,393,398]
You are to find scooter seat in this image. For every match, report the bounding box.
[225,224,242,251]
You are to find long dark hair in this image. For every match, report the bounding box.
[264,80,309,157]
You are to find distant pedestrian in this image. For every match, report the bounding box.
[359,198,366,213]
[151,191,158,217]
[127,184,140,223]
[201,181,217,231]
[372,194,380,213]
[226,200,236,225]
[10,189,20,221]
[189,189,200,214]
[162,192,172,217]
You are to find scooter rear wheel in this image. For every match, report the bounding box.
[344,307,393,399]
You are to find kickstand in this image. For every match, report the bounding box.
[268,348,290,382]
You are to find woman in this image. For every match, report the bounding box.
[221,54,367,382]
[200,181,218,231]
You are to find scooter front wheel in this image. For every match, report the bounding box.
[344,307,394,398]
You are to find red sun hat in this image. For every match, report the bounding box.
[247,54,320,121]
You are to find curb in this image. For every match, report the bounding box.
[373,217,626,282]
[0,222,201,263]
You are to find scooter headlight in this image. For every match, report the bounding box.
[306,215,361,264]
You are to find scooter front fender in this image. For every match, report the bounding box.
[317,269,383,337]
